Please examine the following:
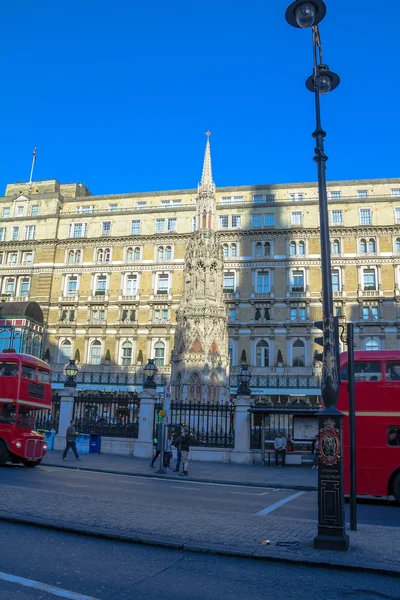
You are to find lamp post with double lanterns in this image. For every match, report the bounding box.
[64,359,78,388]
[285,0,349,551]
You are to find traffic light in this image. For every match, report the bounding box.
[314,320,324,363]
[313,317,341,382]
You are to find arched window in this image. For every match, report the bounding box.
[298,241,305,255]
[368,239,376,253]
[104,248,111,262]
[97,249,104,263]
[0,329,11,353]
[231,244,237,258]
[158,246,164,260]
[223,244,229,258]
[360,239,367,253]
[365,338,380,351]
[166,246,172,260]
[333,239,340,254]
[90,340,102,365]
[396,238,400,252]
[256,242,262,257]
[189,373,202,402]
[154,341,165,367]
[68,250,75,264]
[127,247,134,262]
[76,250,82,263]
[292,340,305,367]
[256,340,269,367]
[290,241,296,256]
[208,374,219,402]
[121,341,133,366]
[264,242,271,256]
[134,247,141,261]
[60,340,72,361]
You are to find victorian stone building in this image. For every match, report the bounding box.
[1,138,400,411]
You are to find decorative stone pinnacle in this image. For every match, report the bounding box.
[199,132,214,192]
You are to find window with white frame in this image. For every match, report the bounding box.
[121,341,133,366]
[91,308,106,323]
[157,274,169,293]
[332,270,340,292]
[154,341,165,366]
[94,275,107,295]
[292,270,304,291]
[60,340,72,361]
[12,227,19,241]
[101,221,112,236]
[156,219,165,232]
[395,208,400,224]
[290,306,297,321]
[219,216,229,229]
[136,201,147,210]
[66,276,78,296]
[332,239,340,254]
[232,215,241,229]
[298,241,305,255]
[2,207,10,218]
[368,238,376,253]
[68,249,81,264]
[108,203,118,211]
[68,223,87,238]
[77,205,94,214]
[358,190,368,199]
[96,248,111,263]
[264,214,275,226]
[23,252,33,264]
[251,214,262,228]
[292,340,305,367]
[168,218,177,231]
[228,306,236,321]
[360,209,371,225]
[365,338,380,351]
[0,253,3,265]
[289,241,296,256]
[332,210,343,225]
[231,243,237,257]
[362,305,379,321]
[256,271,269,293]
[154,308,169,322]
[256,340,269,367]
[331,191,341,200]
[253,195,264,204]
[289,241,305,255]
[90,340,102,365]
[30,205,39,216]
[223,244,229,258]
[127,247,141,261]
[19,278,30,298]
[290,193,304,201]
[17,206,24,216]
[391,189,400,197]
[0,228,5,241]
[363,269,376,290]
[299,306,306,321]
[223,272,235,292]
[291,212,302,225]
[396,238,400,252]
[8,252,18,265]
[125,274,138,296]
[5,278,15,295]
[130,220,141,235]
[255,241,271,256]
[24,225,35,240]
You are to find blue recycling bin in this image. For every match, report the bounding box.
[44,430,55,451]
[76,434,90,454]
[89,433,101,454]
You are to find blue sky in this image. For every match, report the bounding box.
[1,0,398,196]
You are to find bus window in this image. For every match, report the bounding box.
[340,361,382,382]
[0,362,18,377]
[388,428,400,446]
[0,404,16,424]
[17,406,34,428]
[385,362,400,381]
[37,370,51,384]
[22,365,36,380]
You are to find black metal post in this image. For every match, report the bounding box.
[312,70,349,552]
[347,322,357,530]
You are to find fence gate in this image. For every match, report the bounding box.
[73,390,140,438]
[170,401,235,447]
[35,393,61,432]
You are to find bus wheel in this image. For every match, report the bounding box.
[21,459,41,468]
[0,441,10,466]
[393,473,400,504]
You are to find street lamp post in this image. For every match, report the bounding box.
[285,0,349,551]
[64,359,78,388]
[238,363,252,396]
[143,358,158,389]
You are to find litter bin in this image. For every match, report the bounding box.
[44,430,55,451]
[76,434,90,454]
[37,429,47,436]
[89,433,101,454]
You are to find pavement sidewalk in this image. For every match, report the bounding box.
[42,450,318,490]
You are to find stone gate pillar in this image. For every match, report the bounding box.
[134,390,157,459]
[53,386,78,451]
[230,394,253,464]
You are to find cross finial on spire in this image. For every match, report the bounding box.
[205,130,211,138]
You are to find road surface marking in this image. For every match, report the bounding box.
[117,480,144,484]
[0,570,99,600]
[170,485,200,490]
[259,491,270,496]
[255,491,305,515]
[230,491,264,496]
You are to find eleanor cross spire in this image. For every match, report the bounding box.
[197,131,216,229]
[200,131,214,192]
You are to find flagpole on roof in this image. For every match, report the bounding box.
[28,147,37,190]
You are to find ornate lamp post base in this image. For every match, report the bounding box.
[313,410,349,551]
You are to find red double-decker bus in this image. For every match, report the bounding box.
[0,351,52,467]
[339,351,400,503]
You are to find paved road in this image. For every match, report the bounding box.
[1,464,398,528]
[0,521,399,600]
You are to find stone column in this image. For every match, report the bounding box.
[53,386,78,451]
[134,390,157,458]
[230,394,253,464]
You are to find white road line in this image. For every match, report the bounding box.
[169,485,200,490]
[117,480,144,484]
[230,491,263,496]
[0,570,99,600]
[255,491,305,515]
[259,491,270,496]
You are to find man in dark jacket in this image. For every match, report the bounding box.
[179,427,190,476]
[62,420,81,460]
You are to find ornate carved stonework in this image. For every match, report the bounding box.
[171,135,230,403]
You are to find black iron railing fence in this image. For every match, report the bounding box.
[170,401,235,447]
[73,390,140,438]
[34,394,61,432]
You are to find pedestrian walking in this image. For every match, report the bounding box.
[311,434,319,469]
[164,431,173,471]
[179,427,191,476]
[150,437,160,468]
[173,429,183,472]
[274,431,287,467]
[62,420,81,460]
